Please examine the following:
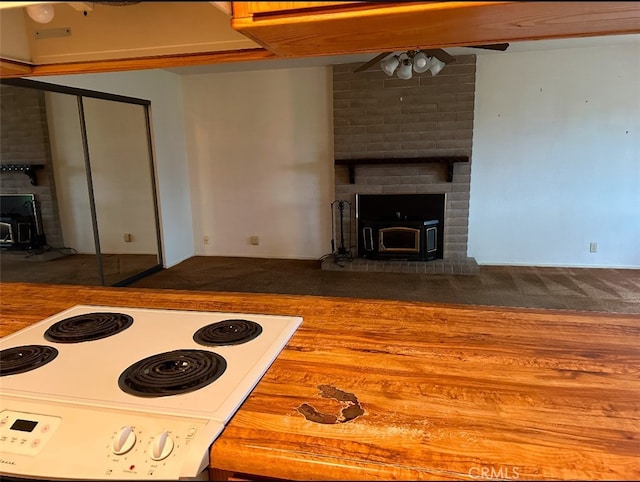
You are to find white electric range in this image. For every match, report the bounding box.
[0,304,302,480]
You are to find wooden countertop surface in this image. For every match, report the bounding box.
[1,282,639,480]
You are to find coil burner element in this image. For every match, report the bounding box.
[118,349,227,397]
[193,319,263,346]
[0,345,59,376]
[44,312,133,343]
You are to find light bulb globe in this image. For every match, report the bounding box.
[397,59,413,80]
[26,3,55,24]
[429,57,446,76]
[380,55,400,76]
[412,52,430,73]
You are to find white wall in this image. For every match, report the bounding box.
[0,8,31,62]
[34,69,194,267]
[469,41,640,268]
[33,37,639,268]
[181,67,334,259]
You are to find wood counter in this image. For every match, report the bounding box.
[1,282,639,480]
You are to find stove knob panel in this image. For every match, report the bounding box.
[149,431,174,461]
[111,426,136,455]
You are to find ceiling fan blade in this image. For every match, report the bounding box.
[354,52,393,72]
[466,43,510,51]
[422,48,456,64]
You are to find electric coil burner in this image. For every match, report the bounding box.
[44,312,134,343]
[118,349,227,398]
[0,345,59,376]
[0,305,302,480]
[193,319,263,346]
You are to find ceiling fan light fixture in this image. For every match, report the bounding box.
[397,59,413,80]
[380,55,400,76]
[428,56,446,76]
[412,51,430,73]
[26,3,55,24]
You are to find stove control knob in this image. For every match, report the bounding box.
[112,426,136,455]
[149,431,174,461]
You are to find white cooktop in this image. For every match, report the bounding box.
[1,304,302,419]
[0,304,302,480]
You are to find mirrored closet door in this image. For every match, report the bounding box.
[0,79,162,286]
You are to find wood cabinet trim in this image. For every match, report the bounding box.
[231,1,640,57]
[1,48,275,78]
[0,59,34,78]
[243,1,395,20]
[237,1,364,17]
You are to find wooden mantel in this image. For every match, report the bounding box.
[0,163,45,186]
[335,156,469,183]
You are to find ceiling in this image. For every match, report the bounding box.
[0,1,255,65]
[164,33,640,76]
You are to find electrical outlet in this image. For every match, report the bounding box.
[123,233,132,242]
[589,242,597,253]
[203,236,210,245]
[250,235,259,246]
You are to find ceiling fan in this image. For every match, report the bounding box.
[355,43,510,78]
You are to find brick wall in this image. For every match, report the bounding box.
[333,54,476,259]
[0,85,64,248]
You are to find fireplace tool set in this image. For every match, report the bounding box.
[330,200,353,266]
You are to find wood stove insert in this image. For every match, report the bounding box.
[356,193,445,261]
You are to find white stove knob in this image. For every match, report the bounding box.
[149,431,174,461]
[112,426,136,455]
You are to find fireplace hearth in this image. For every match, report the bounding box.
[320,256,479,274]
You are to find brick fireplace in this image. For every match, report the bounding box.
[325,55,478,273]
[0,84,64,250]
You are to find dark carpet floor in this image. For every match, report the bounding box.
[129,256,640,314]
[2,252,639,314]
